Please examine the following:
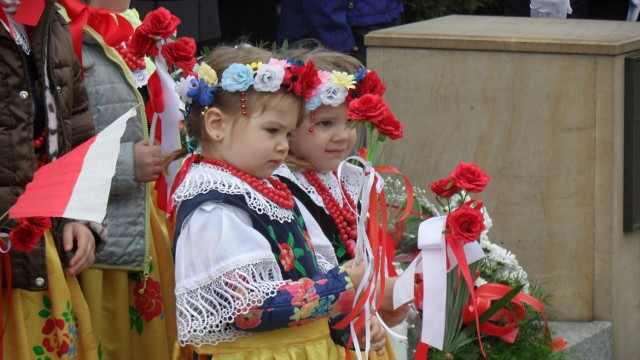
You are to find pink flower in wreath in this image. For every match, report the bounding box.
[278,243,295,271]
[134,277,164,322]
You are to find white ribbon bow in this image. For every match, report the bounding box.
[393,215,485,350]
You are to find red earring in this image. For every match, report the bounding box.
[240,91,247,116]
[308,110,316,133]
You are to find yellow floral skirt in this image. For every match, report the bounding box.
[185,319,396,360]
[78,190,177,360]
[2,231,99,359]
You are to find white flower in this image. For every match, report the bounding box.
[483,208,493,232]
[253,64,284,92]
[475,276,488,287]
[487,243,518,268]
[175,75,197,104]
[318,81,348,107]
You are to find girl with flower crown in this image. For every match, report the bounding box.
[167,44,399,359]
[274,44,408,359]
[57,2,179,359]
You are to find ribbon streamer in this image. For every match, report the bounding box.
[393,215,484,351]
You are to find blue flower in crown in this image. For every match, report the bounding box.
[187,78,217,107]
[220,63,255,92]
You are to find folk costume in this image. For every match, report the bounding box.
[173,159,358,359]
[0,1,103,358]
[58,2,177,359]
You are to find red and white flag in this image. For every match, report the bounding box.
[10,107,137,222]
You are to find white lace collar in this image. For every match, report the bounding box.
[1,10,30,55]
[174,163,294,223]
[274,163,364,214]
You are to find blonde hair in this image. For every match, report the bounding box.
[164,44,306,167]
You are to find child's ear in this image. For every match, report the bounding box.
[203,107,225,141]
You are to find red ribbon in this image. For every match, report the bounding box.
[461,283,567,351]
[59,0,134,76]
[447,235,486,358]
[14,0,45,26]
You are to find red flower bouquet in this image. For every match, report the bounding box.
[384,163,567,360]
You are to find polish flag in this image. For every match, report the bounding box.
[9,107,137,223]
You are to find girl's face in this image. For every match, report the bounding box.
[288,103,357,172]
[205,95,300,179]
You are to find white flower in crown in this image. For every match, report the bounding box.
[253,62,285,92]
[318,79,348,107]
[176,75,198,104]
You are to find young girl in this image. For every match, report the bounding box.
[168,45,396,359]
[274,45,408,357]
[59,1,177,358]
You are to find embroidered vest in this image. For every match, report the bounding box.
[174,189,319,281]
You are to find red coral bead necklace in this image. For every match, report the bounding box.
[202,158,295,210]
[303,170,358,258]
[114,43,147,72]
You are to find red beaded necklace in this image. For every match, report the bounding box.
[33,128,46,150]
[202,157,295,210]
[114,43,146,72]
[303,170,358,258]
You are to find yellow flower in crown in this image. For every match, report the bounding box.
[197,63,218,85]
[329,71,356,90]
[247,62,263,72]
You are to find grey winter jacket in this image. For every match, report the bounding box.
[80,33,149,270]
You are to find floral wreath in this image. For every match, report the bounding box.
[304,67,404,141]
[174,56,322,115]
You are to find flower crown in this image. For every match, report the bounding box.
[305,68,387,111]
[304,67,404,140]
[175,57,321,114]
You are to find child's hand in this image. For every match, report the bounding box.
[134,139,162,182]
[344,260,365,289]
[62,222,96,275]
[357,315,386,356]
[378,304,409,328]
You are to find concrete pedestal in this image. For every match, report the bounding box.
[366,15,640,359]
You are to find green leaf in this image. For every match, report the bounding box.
[135,316,143,334]
[38,310,51,318]
[336,247,346,258]
[42,295,51,310]
[288,233,295,247]
[268,225,276,240]
[293,248,304,258]
[33,346,45,356]
[294,261,307,277]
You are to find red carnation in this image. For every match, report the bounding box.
[137,7,181,39]
[446,200,485,244]
[358,71,386,96]
[161,37,196,73]
[430,177,459,197]
[450,162,491,193]
[347,94,389,123]
[374,109,404,140]
[127,31,157,59]
[9,216,51,252]
[286,60,321,100]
